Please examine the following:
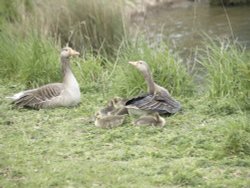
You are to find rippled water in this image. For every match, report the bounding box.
[133,3,250,53]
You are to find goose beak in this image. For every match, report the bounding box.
[128,61,137,66]
[70,49,80,56]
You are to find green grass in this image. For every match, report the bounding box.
[74,54,112,95]
[223,117,250,156]
[0,39,249,187]
[0,30,60,87]
[47,0,126,56]
[0,1,250,187]
[1,82,249,187]
[111,39,195,98]
[0,0,127,56]
[198,39,250,112]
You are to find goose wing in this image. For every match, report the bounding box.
[153,91,181,114]
[125,93,181,114]
[13,83,64,109]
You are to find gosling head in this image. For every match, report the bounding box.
[112,97,126,108]
[95,111,102,119]
[154,113,166,127]
[128,60,150,73]
[61,47,80,58]
[112,97,123,103]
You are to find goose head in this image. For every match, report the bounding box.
[128,60,155,94]
[61,47,80,58]
[128,60,150,74]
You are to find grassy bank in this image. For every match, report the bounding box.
[0,0,127,56]
[0,83,249,187]
[1,37,249,187]
[0,0,250,187]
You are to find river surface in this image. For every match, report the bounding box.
[133,2,250,55]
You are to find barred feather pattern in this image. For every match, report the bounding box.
[126,60,181,115]
[13,83,64,109]
[125,91,181,114]
[7,47,81,109]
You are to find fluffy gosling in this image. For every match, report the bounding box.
[95,112,126,129]
[133,113,166,127]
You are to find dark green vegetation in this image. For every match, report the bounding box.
[209,0,250,6]
[0,0,250,187]
[0,0,126,56]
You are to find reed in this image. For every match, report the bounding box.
[3,0,127,57]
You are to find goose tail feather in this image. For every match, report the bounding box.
[6,91,25,100]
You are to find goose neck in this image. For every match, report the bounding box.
[142,70,155,94]
[61,56,73,84]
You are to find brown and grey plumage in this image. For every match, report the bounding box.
[112,97,127,108]
[94,112,126,129]
[133,113,166,127]
[107,97,128,116]
[98,97,128,116]
[125,60,181,115]
[98,100,116,116]
[7,47,81,109]
[109,107,128,116]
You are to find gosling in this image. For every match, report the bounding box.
[94,112,126,129]
[98,97,128,116]
[133,113,166,127]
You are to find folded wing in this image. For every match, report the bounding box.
[13,83,64,109]
[125,92,181,114]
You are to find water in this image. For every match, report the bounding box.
[133,2,250,54]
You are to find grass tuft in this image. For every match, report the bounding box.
[170,165,202,186]
[198,38,250,111]
[0,30,60,87]
[74,54,111,95]
[223,117,250,156]
[3,0,127,57]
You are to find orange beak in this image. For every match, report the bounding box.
[70,49,80,56]
[128,61,137,66]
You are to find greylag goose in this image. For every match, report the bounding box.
[7,47,81,109]
[125,60,181,115]
[94,112,126,129]
[133,113,166,127]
